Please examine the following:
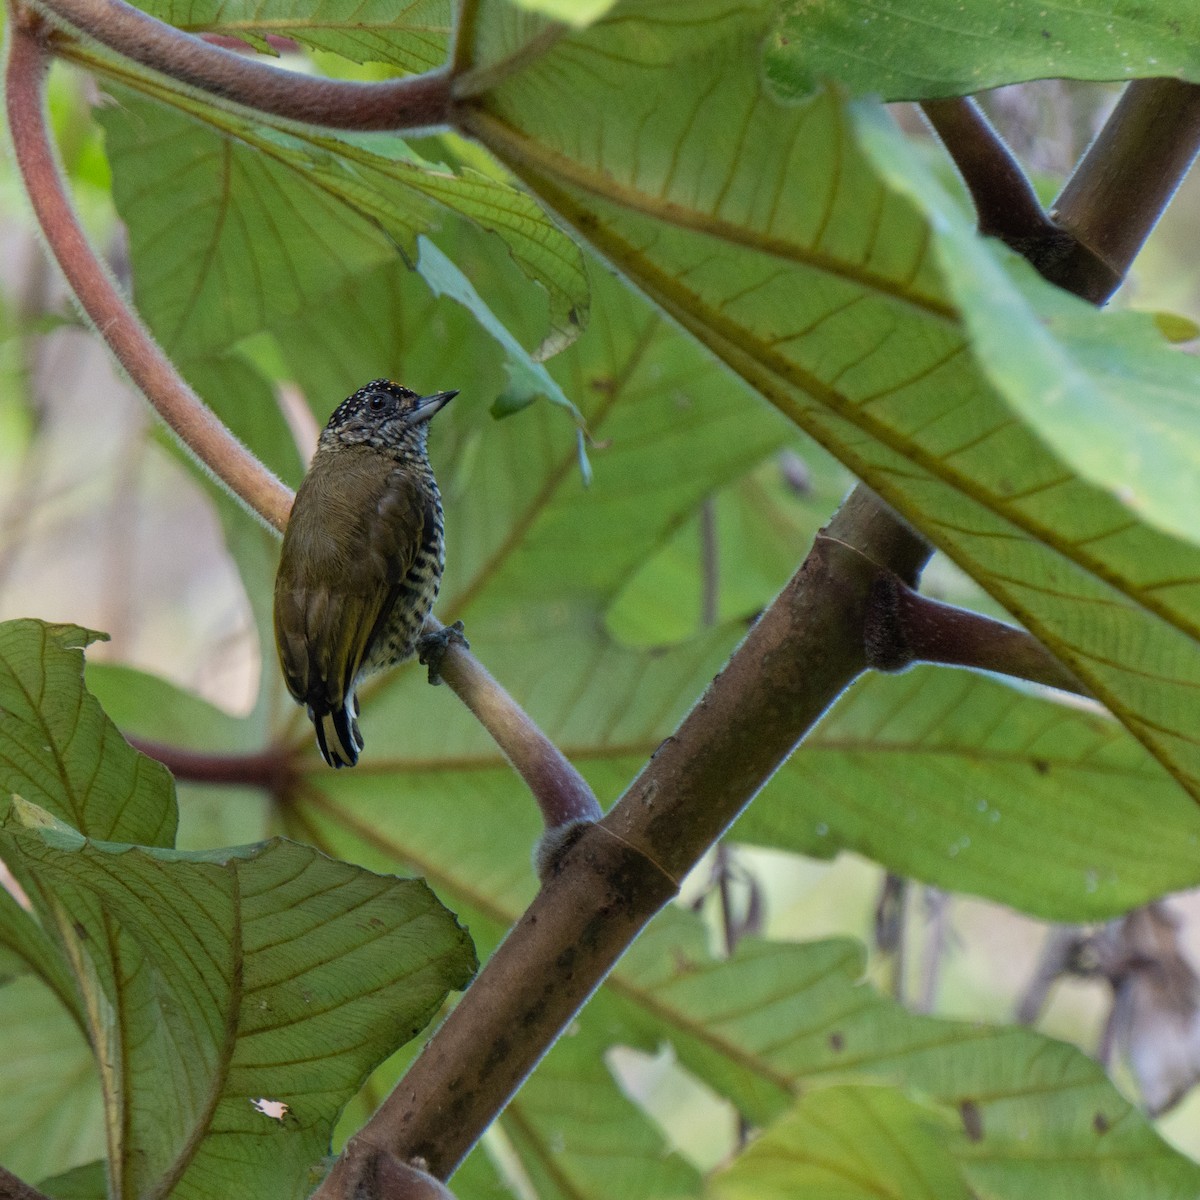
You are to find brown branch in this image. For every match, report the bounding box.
[863,571,1090,697]
[309,490,931,1192]
[1051,78,1200,303]
[0,1165,54,1200]
[5,15,597,834]
[31,0,454,130]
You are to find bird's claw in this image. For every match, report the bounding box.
[417,621,469,685]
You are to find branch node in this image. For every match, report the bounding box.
[863,573,915,673]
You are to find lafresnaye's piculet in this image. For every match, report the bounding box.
[273,379,457,768]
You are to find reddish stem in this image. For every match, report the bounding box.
[34,0,454,130]
[5,16,293,531]
[128,738,296,794]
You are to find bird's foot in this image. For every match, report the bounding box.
[417,621,469,685]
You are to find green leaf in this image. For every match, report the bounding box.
[736,667,1200,920]
[0,976,104,1189]
[98,76,588,362]
[99,89,401,359]
[135,0,453,72]
[1,823,477,1200]
[0,619,175,846]
[764,0,1200,101]
[39,1160,108,1200]
[458,0,1200,801]
[83,663,274,851]
[609,913,1200,1199]
[175,352,306,491]
[606,446,853,646]
[0,881,81,1022]
[708,1084,970,1200]
[317,136,590,357]
[497,1017,702,1200]
[416,236,592,479]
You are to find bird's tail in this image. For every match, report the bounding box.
[310,695,363,768]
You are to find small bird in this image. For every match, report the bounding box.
[273,379,458,768]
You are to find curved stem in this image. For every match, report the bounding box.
[423,618,601,829]
[0,1164,54,1200]
[127,738,296,793]
[31,0,454,130]
[920,97,1056,243]
[5,15,293,531]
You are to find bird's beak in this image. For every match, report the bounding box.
[408,389,458,425]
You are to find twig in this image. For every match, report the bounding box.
[874,871,908,1003]
[127,738,295,793]
[5,14,598,834]
[863,571,1090,697]
[1015,925,1088,1024]
[30,0,454,130]
[1052,78,1200,303]
[428,618,601,829]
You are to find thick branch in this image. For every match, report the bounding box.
[1052,78,1200,303]
[5,17,595,833]
[31,0,453,130]
[309,491,931,1191]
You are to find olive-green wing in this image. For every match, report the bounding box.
[273,452,428,724]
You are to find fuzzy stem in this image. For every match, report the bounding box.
[5,16,293,532]
[426,617,601,828]
[30,0,454,130]
[920,95,1079,283]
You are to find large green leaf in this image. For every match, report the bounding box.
[737,666,1200,920]
[456,0,1200,801]
[97,74,588,361]
[609,912,1200,1200]
[763,0,1200,102]
[708,1084,970,1200]
[497,1021,702,1200]
[0,620,175,846]
[99,89,402,359]
[0,809,477,1200]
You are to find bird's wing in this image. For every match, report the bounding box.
[274,453,429,720]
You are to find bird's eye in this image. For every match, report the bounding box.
[369,393,387,412]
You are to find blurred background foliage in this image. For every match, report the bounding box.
[5,15,1200,1197]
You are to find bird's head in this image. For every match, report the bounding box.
[321,379,457,454]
